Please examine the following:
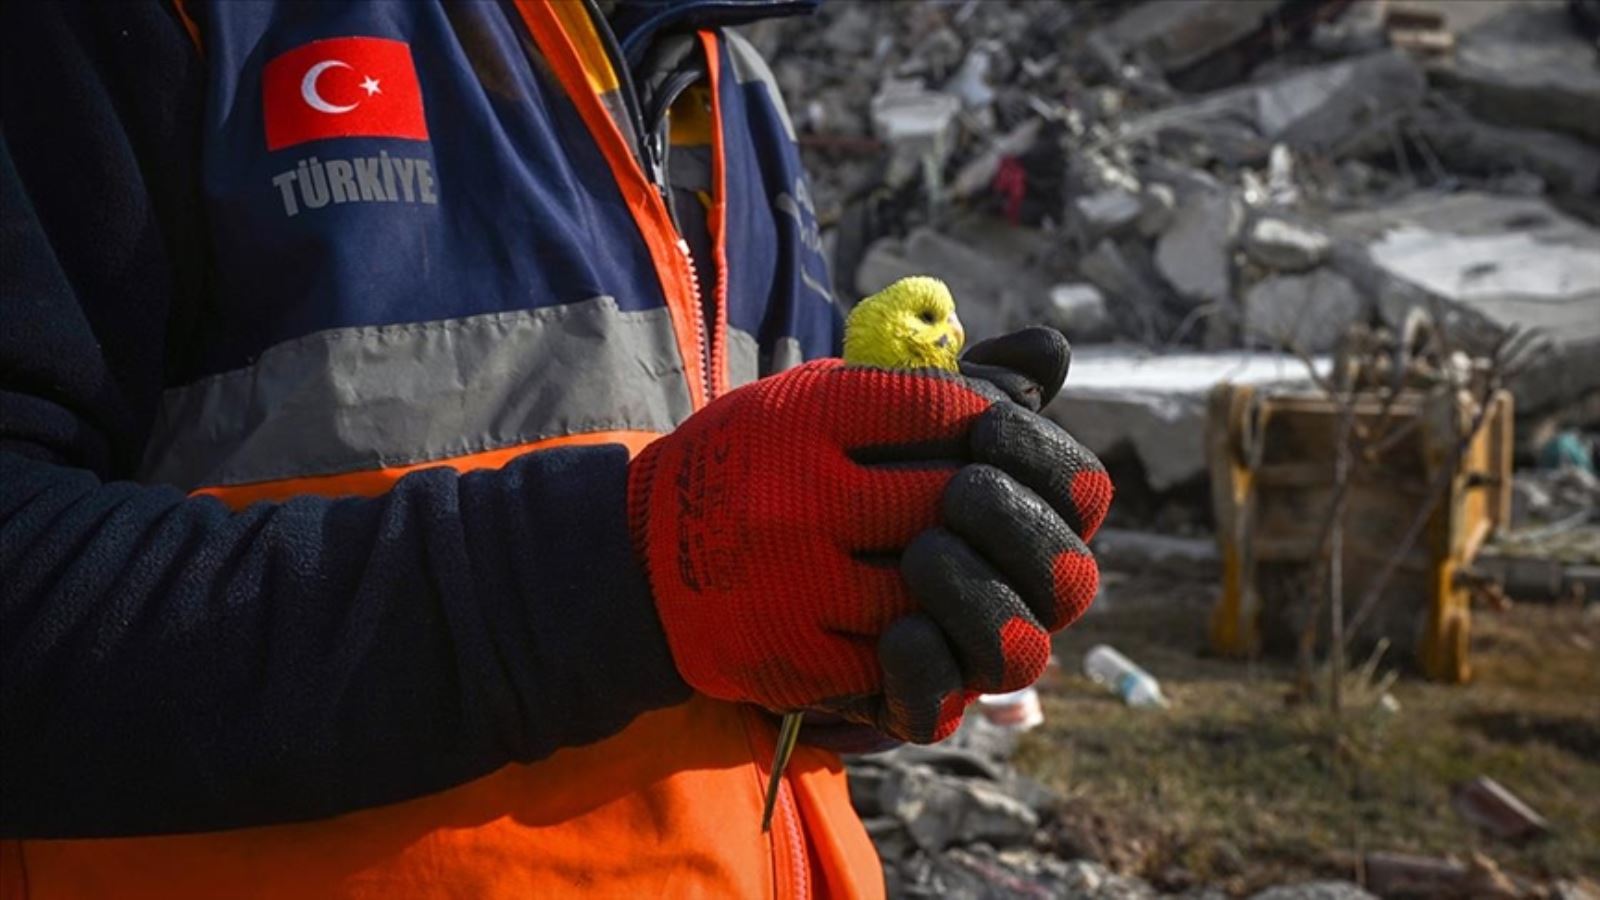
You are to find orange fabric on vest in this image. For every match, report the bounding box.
[1,435,886,899]
[2,697,880,899]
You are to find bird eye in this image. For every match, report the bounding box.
[919,310,937,325]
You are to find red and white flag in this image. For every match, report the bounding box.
[263,37,428,151]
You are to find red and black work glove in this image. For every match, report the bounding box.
[627,327,1110,743]
[881,327,1109,741]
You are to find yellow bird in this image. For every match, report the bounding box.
[760,275,967,832]
[842,276,965,372]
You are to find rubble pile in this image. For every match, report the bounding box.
[845,715,1378,900]
[745,0,1600,497]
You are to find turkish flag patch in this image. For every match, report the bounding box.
[263,37,428,151]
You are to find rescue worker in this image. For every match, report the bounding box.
[0,1,1109,897]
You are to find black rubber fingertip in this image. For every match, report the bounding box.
[960,327,1071,406]
[939,464,1080,629]
[879,615,963,742]
[879,615,952,677]
[941,463,1007,516]
[970,404,1107,537]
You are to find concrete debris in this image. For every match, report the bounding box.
[1508,466,1600,528]
[1048,348,1329,490]
[1073,189,1144,241]
[1243,269,1367,353]
[1331,192,1600,415]
[1136,184,1178,238]
[944,44,997,110]
[770,0,1600,503]
[1038,283,1114,343]
[1089,0,1286,76]
[1155,188,1243,307]
[1056,860,1161,900]
[1253,50,1428,156]
[1078,239,1177,343]
[765,4,1600,894]
[1118,50,1428,162]
[1243,217,1331,272]
[1090,528,1220,579]
[1437,0,1600,145]
[1408,107,1600,199]
[870,80,962,189]
[1452,776,1552,840]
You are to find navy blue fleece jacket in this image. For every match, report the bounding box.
[0,1,689,838]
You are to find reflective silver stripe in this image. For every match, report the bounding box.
[724,31,796,142]
[138,296,692,490]
[766,337,805,376]
[727,327,760,388]
[597,89,639,153]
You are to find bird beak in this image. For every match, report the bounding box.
[949,311,965,352]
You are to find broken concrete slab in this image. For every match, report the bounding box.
[1255,49,1427,154]
[1089,0,1285,75]
[1035,283,1114,343]
[882,766,1039,853]
[1091,528,1220,578]
[1073,188,1144,241]
[1137,183,1177,238]
[1155,188,1242,307]
[1409,107,1600,199]
[1243,269,1367,352]
[1434,0,1600,145]
[1243,217,1331,272]
[869,79,962,188]
[1118,50,1428,162]
[1057,860,1163,900]
[1331,192,1600,415]
[1078,239,1179,343]
[1047,347,1328,491]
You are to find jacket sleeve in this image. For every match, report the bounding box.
[0,2,687,838]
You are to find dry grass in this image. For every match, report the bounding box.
[1016,572,1600,894]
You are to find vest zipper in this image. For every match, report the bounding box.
[777,774,811,899]
[584,0,717,403]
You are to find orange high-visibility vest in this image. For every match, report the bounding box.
[0,1,881,897]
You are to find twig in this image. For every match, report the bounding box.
[1340,329,1515,644]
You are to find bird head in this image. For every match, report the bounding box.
[843,276,966,372]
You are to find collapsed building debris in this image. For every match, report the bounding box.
[847,710,1383,900]
[757,0,1600,893]
[1328,192,1600,417]
[758,0,1598,503]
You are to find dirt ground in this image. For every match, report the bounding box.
[1016,571,1600,894]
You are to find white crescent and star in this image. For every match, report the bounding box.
[300,60,382,115]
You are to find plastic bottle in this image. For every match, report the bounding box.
[1083,645,1170,708]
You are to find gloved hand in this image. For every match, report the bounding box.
[628,328,1109,742]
